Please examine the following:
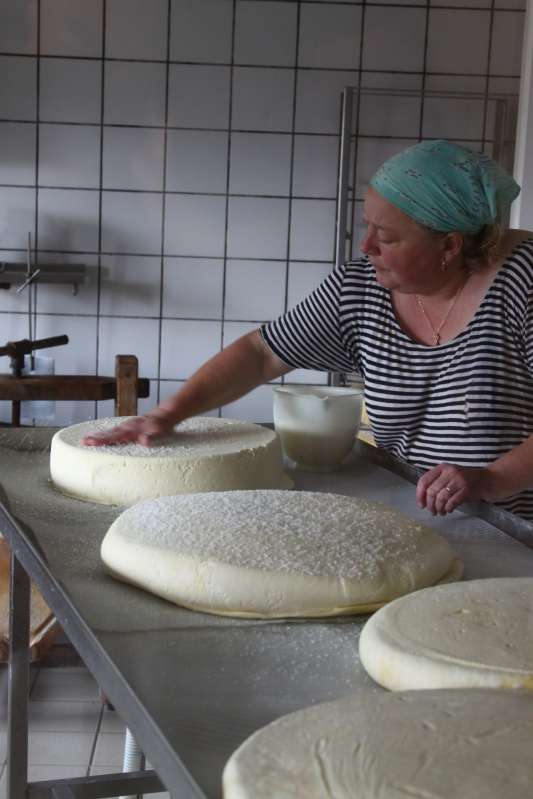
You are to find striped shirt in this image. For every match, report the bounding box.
[262,239,533,520]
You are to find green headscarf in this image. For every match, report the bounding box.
[369,140,520,233]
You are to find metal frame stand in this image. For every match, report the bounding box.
[8,551,31,798]
[6,545,164,799]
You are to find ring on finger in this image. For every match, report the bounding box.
[444,484,454,495]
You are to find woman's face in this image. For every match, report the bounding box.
[361,187,443,293]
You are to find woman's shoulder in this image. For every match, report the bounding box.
[492,232,533,325]
[341,256,375,282]
[501,229,533,262]
[497,230,533,283]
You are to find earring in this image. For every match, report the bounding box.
[441,257,448,272]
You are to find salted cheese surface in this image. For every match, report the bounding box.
[223,689,533,799]
[100,490,461,618]
[50,416,292,505]
[360,576,533,691]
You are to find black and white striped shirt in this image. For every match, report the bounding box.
[262,240,533,519]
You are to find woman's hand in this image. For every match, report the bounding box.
[416,463,497,515]
[82,411,176,447]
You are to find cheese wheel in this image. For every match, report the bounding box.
[50,416,292,505]
[101,490,461,618]
[360,577,533,691]
[223,689,533,799]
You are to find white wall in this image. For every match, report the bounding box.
[0,0,526,424]
[512,0,533,228]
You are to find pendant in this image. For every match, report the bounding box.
[434,333,440,345]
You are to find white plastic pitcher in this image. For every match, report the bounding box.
[273,385,363,472]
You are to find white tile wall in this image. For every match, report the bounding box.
[102,127,165,192]
[422,97,485,140]
[362,7,427,72]
[227,196,289,259]
[232,67,295,131]
[290,199,336,261]
[358,95,421,139]
[100,255,161,317]
[38,188,100,251]
[0,310,34,349]
[361,71,423,91]
[164,195,226,257]
[294,70,358,134]
[104,62,166,126]
[0,56,37,119]
[287,261,333,308]
[425,74,486,94]
[168,64,231,128]
[34,314,98,374]
[40,59,101,123]
[299,3,362,70]
[169,0,233,64]
[0,187,37,245]
[229,132,292,195]
[162,257,224,319]
[106,0,168,61]
[491,11,525,76]
[40,0,103,57]
[101,192,163,254]
[0,0,525,424]
[234,1,298,67]
[292,135,338,198]
[0,122,36,184]
[0,0,37,53]
[0,251,34,313]
[166,130,228,194]
[39,124,100,189]
[225,260,286,320]
[160,318,220,380]
[36,252,99,315]
[427,9,491,74]
[97,316,160,377]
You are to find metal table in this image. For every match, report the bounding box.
[3,428,533,799]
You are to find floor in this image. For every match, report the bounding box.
[0,662,170,798]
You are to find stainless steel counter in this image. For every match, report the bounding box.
[2,428,533,798]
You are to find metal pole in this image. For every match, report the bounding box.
[334,88,354,271]
[7,551,31,799]
[331,88,355,387]
[120,727,145,799]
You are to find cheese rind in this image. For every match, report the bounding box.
[223,689,533,799]
[50,416,292,505]
[100,490,460,618]
[360,576,533,691]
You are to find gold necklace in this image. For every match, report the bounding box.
[415,277,469,346]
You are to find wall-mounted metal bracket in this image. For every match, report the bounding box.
[0,263,87,296]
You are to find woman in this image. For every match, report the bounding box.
[84,140,533,519]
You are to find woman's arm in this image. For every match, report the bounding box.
[416,435,533,515]
[83,330,292,445]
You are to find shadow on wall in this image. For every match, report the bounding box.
[1,212,165,307]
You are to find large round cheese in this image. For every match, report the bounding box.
[50,416,292,505]
[223,689,533,799]
[100,490,462,618]
[359,577,533,691]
